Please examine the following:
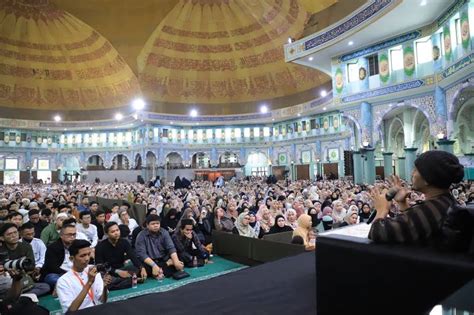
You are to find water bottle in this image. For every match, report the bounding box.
[132,273,138,289]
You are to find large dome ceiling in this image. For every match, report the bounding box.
[0,0,140,119]
[138,0,331,115]
[0,0,360,120]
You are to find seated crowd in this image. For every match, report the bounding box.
[0,152,471,313]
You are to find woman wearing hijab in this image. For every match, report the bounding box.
[285,209,298,230]
[248,211,264,238]
[339,209,359,227]
[307,207,320,227]
[232,212,257,238]
[268,215,294,234]
[161,208,179,233]
[211,207,234,233]
[292,214,315,250]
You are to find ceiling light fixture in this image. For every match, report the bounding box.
[320,90,327,97]
[54,115,61,122]
[420,0,427,6]
[132,98,145,111]
[260,105,268,114]
[190,109,198,117]
[115,113,123,121]
[308,57,314,61]
[348,41,354,46]
[323,107,327,111]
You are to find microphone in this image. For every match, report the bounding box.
[366,209,377,224]
[385,187,399,201]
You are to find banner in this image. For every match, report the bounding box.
[443,23,452,61]
[431,33,442,71]
[403,45,415,77]
[461,9,470,50]
[378,52,390,83]
[334,67,344,94]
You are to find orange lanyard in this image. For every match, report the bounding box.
[72,270,95,305]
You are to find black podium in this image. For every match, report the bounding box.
[316,226,474,315]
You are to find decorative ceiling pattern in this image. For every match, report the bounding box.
[0,0,140,111]
[138,0,330,105]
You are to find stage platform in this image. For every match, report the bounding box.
[76,252,316,315]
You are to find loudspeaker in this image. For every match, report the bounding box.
[344,151,354,176]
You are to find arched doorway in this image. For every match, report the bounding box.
[218,152,240,168]
[452,93,474,155]
[111,154,130,170]
[191,152,210,169]
[134,154,142,170]
[146,151,157,180]
[87,155,105,170]
[166,152,183,169]
[245,152,268,177]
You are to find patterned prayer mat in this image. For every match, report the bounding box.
[39,256,246,314]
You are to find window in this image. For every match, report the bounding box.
[390,46,403,71]
[416,37,432,64]
[347,62,359,82]
[38,159,49,170]
[5,158,18,170]
[244,128,250,138]
[367,54,379,76]
[234,128,241,138]
[215,129,222,140]
[251,167,268,177]
[455,18,462,45]
[263,127,270,137]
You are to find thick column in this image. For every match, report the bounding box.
[404,148,418,183]
[383,152,393,179]
[397,157,406,180]
[437,139,456,154]
[360,102,373,145]
[362,148,376,184]
[353,151,363,184]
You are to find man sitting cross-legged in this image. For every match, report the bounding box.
[172,219,209,268]
[56,240,113,313]
[135,215,184,279]
[95,222,147,290]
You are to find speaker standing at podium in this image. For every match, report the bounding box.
[368,150,464,244]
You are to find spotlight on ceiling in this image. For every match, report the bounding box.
[190,109,198,117]
[260,105,268,114]
[420,0,427,6]
[132,98,145,111]
[323,107,327,111]
[54,115,61,122]
[320,90,327,97]
[287,37,292,44]
[308,57,314,61]
[115,113,123,121]
[348,41,354,46]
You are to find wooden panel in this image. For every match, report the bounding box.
[19,171,30,184]
[323,163,339,179]
[0,171,3,184]
[376,166,385,180]
[296,164,310,180]
[51,171,59,183]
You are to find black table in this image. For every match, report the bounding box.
[316,227,474,315]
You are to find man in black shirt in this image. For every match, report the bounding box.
[95,222,147,290]
[92,210,106,241]
[28,209,48,239]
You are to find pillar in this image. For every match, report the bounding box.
[383,152,393,179]
[437,139,456,154]
[362,148,376,185]
[397,157,406,180]
[360,102,373,145]
[404,148,417,183]
[353,151,363,184]
[290,161,295,181]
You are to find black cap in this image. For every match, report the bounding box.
[414,150,464,189]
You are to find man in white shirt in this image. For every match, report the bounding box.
[117,208,139,236]
[19,222,46,277]
[57,239,112,313]
[77,211,98,247]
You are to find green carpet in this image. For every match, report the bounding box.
[39,256,246,314]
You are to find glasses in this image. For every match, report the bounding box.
[63,233,76,237]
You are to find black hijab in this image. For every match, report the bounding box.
[268,215,293,234]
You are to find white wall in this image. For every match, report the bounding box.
[84,170,142,183]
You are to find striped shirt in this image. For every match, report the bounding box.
[369,193,455,244]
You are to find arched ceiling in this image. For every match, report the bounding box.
[0,0,140,119]
[137,0,333,114]
[0,0,362,120]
